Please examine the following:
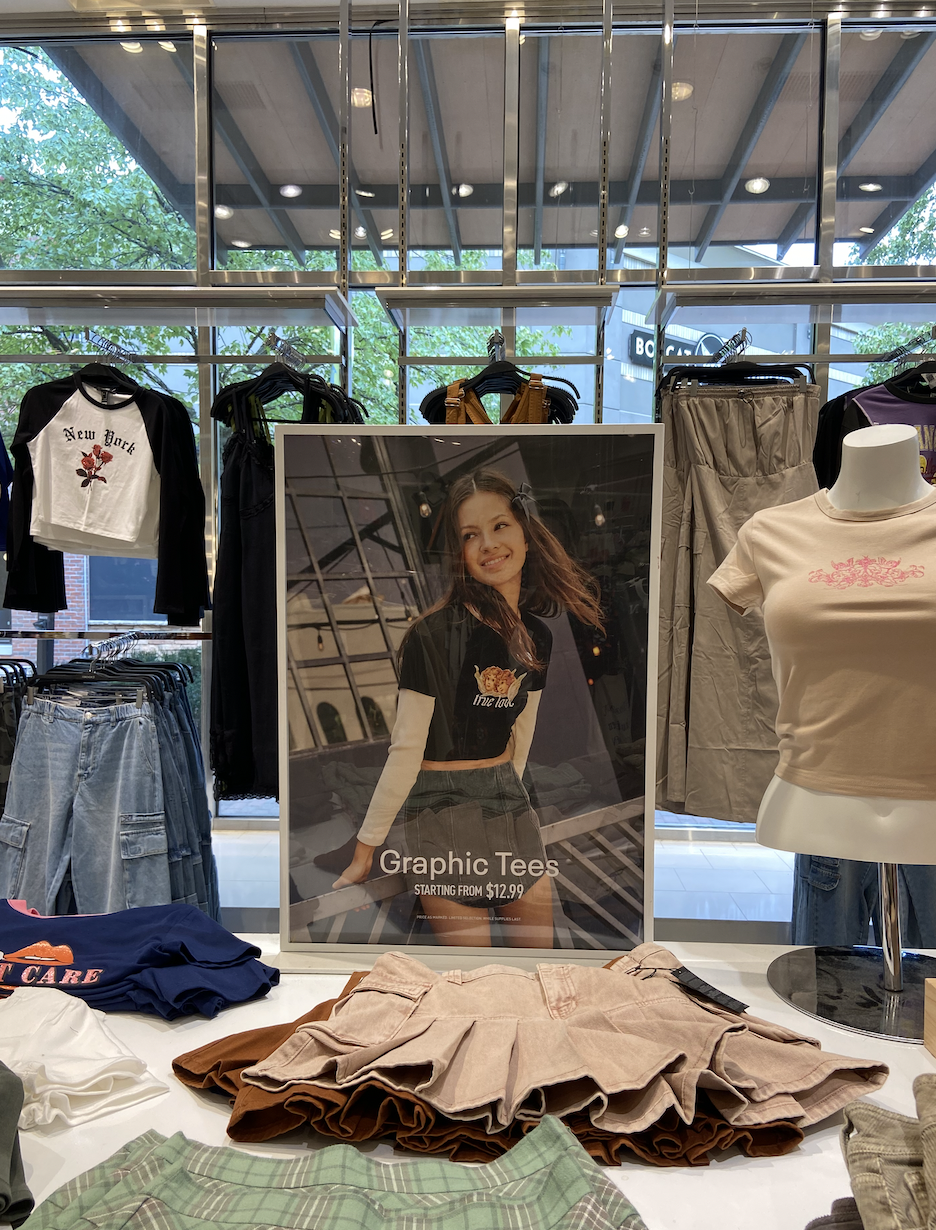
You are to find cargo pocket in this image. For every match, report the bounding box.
[799,854,840,892]
[120,813,172,908]
[0,816,29,898]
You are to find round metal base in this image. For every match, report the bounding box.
[766,946,936,1042]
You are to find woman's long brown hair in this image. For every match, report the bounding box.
[406,469,604,671]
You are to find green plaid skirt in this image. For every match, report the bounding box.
[29,1117,646,1230]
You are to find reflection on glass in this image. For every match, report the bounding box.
[349,658,398,736]
[407,34,505,270]
[322,582,386,656]
[287,584,339,660]
[299,662,364,743]
[346,498,402,572]
[291,495,355,571]
[212,37,340,272]
[837,28,936,270]
[668,29,820,269]
[0,42,195,271]
[317,702,347,744]
[518,33,603,265]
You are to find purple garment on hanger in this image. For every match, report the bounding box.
[852,384,936,485]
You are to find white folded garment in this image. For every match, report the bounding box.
[0,987,167,1130]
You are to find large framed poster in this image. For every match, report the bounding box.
[277,424,662,964]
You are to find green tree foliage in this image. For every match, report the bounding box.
[847,186,936,383]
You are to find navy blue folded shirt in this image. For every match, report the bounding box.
[0,901,278,1019]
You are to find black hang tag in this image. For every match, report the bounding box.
[671,965,748,1014]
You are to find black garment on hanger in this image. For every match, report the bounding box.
[209,363,363,800]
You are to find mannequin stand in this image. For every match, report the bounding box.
[766,863,936,1042]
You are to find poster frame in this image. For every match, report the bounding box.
[275,423,664,971]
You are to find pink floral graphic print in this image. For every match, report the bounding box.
[808,556,924,588]
[75,443,113,488]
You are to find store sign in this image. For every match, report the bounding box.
[628,328,724,368]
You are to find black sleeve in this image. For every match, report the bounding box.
[3,379,74,615]
[813,391,872,488]
[139,393,211,626]
[398,623,439,697]
[531,620,552,689]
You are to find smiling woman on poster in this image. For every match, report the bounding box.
[333,468,605,947]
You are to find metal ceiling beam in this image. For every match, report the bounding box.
[612,49,661,264]
[46,47,196,231]
[533,36,550,264]
[289,42,384,266]
[172,54,307,266]
[412,38,462,262]
[693,32,806,260]
[856,144,936,258]
[777,32,936,258]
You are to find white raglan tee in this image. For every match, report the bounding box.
[27,386,160,557]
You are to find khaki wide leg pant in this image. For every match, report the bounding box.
[657,381,819,823]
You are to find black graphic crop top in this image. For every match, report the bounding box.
[399,605,551,762]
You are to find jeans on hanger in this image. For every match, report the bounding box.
[0,697,168,914]
[792,855,936,947]
[172,686,219,920]
[210,430,278,800]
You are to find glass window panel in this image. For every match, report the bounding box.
[349,658,398,736]
[287,583,339,661]
[827,318,936,402]
[287,676,317,751]
[350,32,399,273]
[837,26,936,270]
[408,34,505,271]
[322,582,388,656]
[297,662,364,743]
[377,577,419,649]
[518,33,603,269]
[668,28,821,269]
[88,558,166,622]
[607,33,661,272]
[289,495,356,573]
[345,497,402,572]
[212,36,340,273]
[349,291,400,424]
[0,41,195,271]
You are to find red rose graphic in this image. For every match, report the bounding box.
[75,447,113,488]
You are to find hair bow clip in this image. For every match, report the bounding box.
[511,482,540,521]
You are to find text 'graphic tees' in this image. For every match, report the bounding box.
[708,487,936,799]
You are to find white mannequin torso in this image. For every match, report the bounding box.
[756,423,936,862]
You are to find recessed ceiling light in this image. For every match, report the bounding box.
[457,183,474,197]
[328,229,341,240]
[214,204,234,220]
[589,229,600,237]
[901,29,922,36]
[614,223,629,238]
[158,41,177,53]
[120,41,143,53]
[355,189,376,198]
[231,239,251,249]
[549,181,569,197]
[380,229,394,240]
[351,87,373,107]
[279,184,302,198]
[859,28,883,38]
[354,226,367,239]
[859,182,883,192]
[672,81,694,101]
[859,226,876,234]
[744,176,771,194]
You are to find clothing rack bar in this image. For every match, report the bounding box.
[398,354,600,366]
[0,630,211,640]
[0,354,341,366]
[661,352,929,366]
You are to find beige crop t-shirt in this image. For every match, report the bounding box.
[708,487,936,800]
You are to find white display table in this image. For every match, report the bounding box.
[15,941,936,1230]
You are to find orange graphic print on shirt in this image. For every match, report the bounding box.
[474,664,527,700]
[808,556,925,589]
[0,940,103,987]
